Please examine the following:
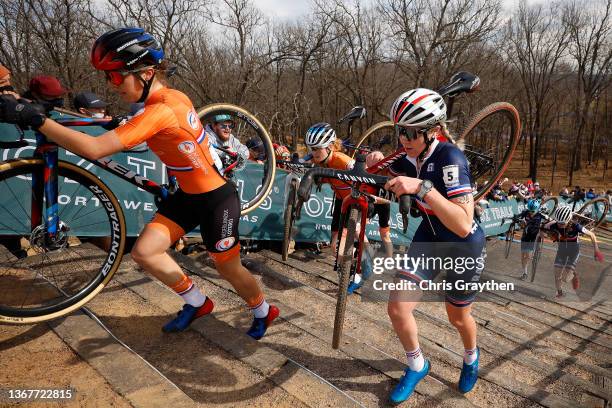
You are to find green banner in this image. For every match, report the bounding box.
[2,119,607,243]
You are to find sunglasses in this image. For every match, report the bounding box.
[216,123,235,130]
[104,67,150,86]
[395,125,428,141]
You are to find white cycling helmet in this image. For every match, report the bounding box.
[553,206,573,223]
[305,122,336,149]
[390,88,447,128]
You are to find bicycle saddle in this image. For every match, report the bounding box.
[338,106,366,124]
[437,71,480,98]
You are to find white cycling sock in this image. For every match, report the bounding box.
[251,299,270,318]
[181,287,206,308]
[406,347,425,372]
[353,273,362,285]
[464,347,478,365]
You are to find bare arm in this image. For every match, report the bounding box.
[385,176,473,238]
[38,119,125,160]
[423,189,474,237]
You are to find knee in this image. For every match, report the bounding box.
[448,312,470,329]
[130,243,154,266]
[388,301,408,322]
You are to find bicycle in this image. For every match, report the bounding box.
[278,156,314,261]
[352,71,521,201]
[529,199,608,282]
[0,103,275,324]
[297,72,521,349]
[296,155,411,349]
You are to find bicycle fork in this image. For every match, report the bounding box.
[32,133,61,245]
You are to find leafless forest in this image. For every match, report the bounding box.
[0,0,610,187]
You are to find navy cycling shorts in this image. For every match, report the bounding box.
[395,220,486,307]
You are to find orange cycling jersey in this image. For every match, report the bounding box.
[322,151,355,200]
[114,87,226,194]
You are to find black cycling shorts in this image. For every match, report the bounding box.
[331,196,343,232]
[368,203,391,229]
[155,182,240,255]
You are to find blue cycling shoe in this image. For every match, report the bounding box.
[347,279,363,294]
[389,360,430,405]
[247,305,280,340]
[162,298,214,333]
[458,347,479,393]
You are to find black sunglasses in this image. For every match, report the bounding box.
[395,125,429,141]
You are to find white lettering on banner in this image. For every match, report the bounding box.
[144,202,153,211]
[2,139,36,161]
[58,195,70,205]
[74,196,87,206]
[324,196,334,218]
[305,196,323,217]
[236,179,272,210]
[123,200,141,210]
[127,157,157,191]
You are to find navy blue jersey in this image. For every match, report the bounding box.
[518,210,546,236]
[389,140,481,241]
[547,222,586,242]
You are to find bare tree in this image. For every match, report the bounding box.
[504,0,570,182]
[563,0,612,184]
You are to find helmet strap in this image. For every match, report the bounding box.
[322,147,333,164]
[135,71,156,103]
[417,132,435,163]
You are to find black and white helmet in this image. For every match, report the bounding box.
[390,88,446,128]
[305,122,336,149]
[553,206,573,223]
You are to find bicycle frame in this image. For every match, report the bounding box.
[333,190,370,276]
[24,131,164,241]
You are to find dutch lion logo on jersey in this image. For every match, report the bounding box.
[187,110,200,130]
[178,141,196,154]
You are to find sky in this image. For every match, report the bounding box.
[252,0,528,21]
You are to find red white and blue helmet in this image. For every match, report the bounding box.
[390,88,446,128]
[91,27,164,71]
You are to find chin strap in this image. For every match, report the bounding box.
[417,133,435,163]
[136,72,156,103]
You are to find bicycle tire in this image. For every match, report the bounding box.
[282,181,297,261]
[540,196,559,216]
[0,159,126,323]
[352,120,396,158]
[197,103,276,214]
[332,206,359,349]
[530,234,543,283]
[575,197,609,230]
[505,222,515,259]
[458,102,521,201]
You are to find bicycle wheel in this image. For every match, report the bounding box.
[352,120,396,159]
[0,159,126,323]
[504,222,516,259]
[332,206,359,349]
[198,103,276,214]
[457,102,521,201]
[530,234,543,283]
[575,197,609,229]
[282,180,297,261]
[540,196,558,216]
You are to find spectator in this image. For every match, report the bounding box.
[526,180,535,196]
[559,186,570,198]
[23,75,66,109]
[517,183,529,202]
[205,114,249,173]
[571,186,585,203]
[73,91,109,118]
[508,180,520,197]
[606,190,612,206]
[533,181,545,199]
[0,63,18,97]
[246,137,265,163]
[586,188,597,199]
